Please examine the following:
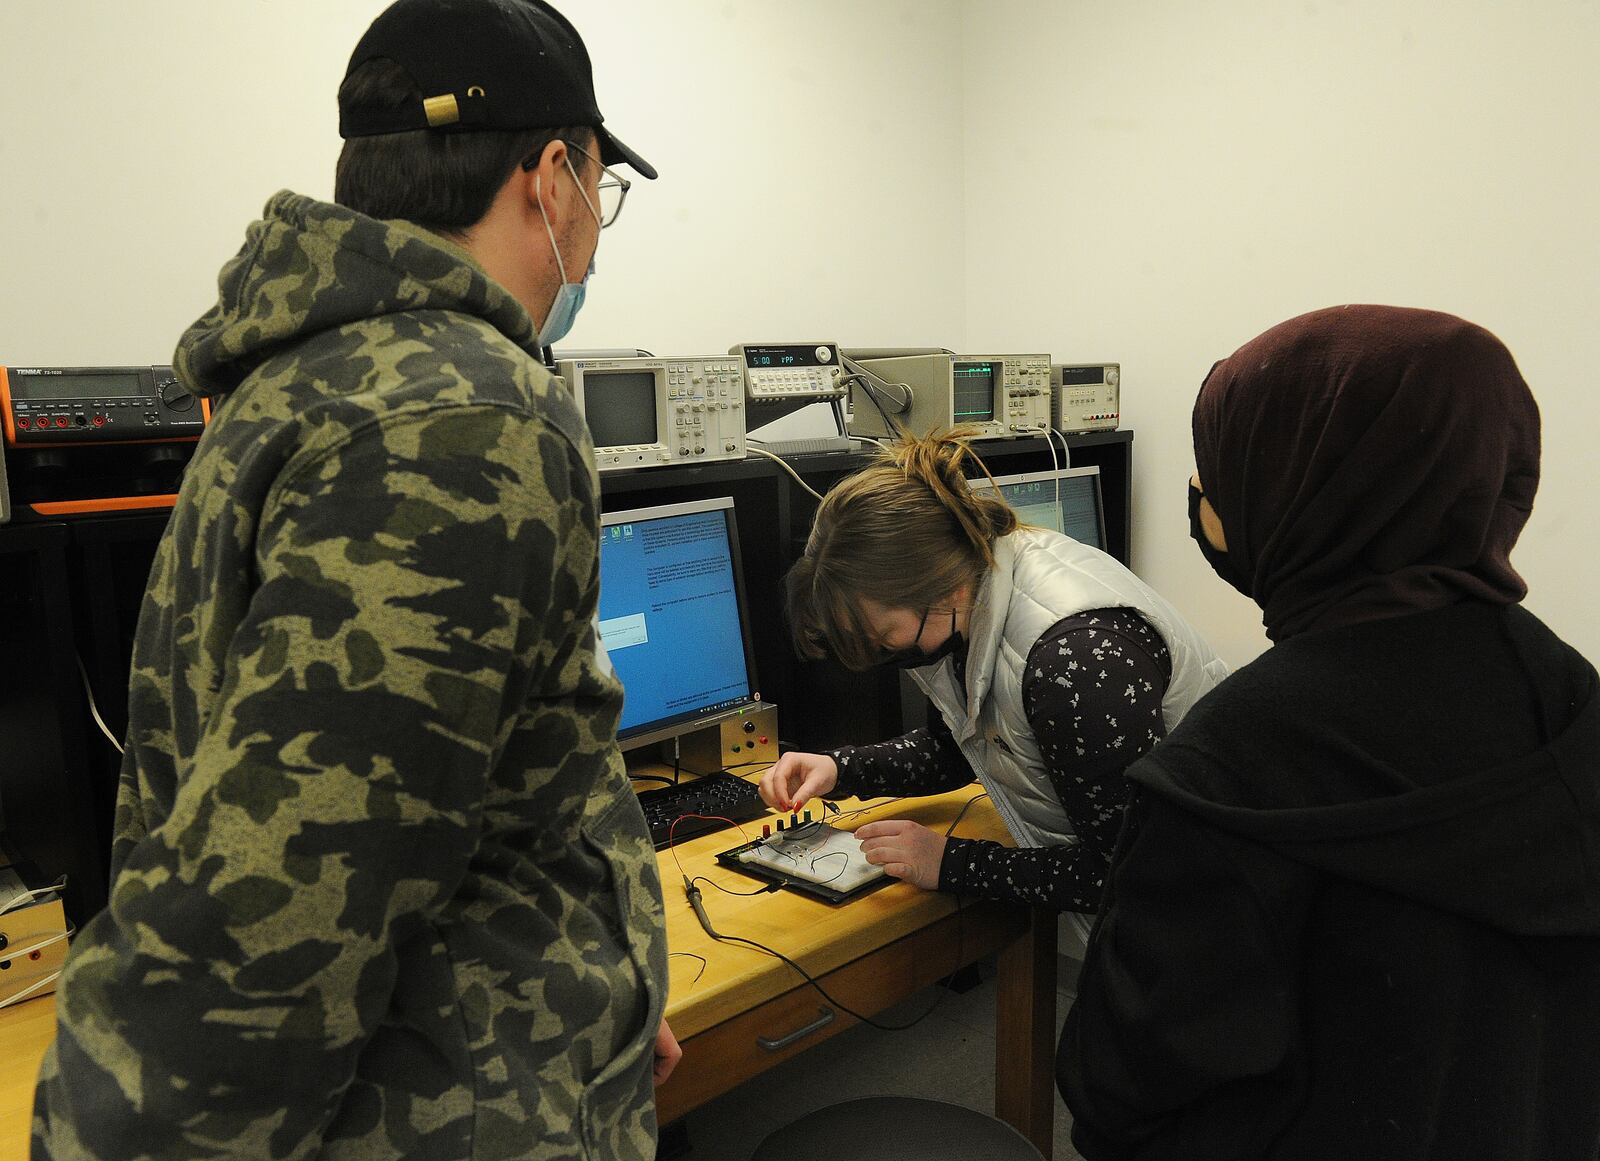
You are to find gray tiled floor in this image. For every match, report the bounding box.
[668,953,1087,1161]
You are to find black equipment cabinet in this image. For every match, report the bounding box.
[67,516,168,865]
[0,522,107,924]
[0,513,169,925]
[0,430,1132,924]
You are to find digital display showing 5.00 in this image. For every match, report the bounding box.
[743,344,835,369]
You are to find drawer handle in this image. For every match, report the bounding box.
[757,1006,835,1052]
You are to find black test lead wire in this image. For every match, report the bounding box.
[679,792,991,1033]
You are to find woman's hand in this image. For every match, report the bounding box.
[652,1018,682,1087]
[758,751,839,813]
[854,819,947,891]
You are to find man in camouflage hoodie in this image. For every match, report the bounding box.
[33,2,673,1158]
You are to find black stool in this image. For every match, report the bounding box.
[749,1096,1046,1161]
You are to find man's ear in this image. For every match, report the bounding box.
[523,138,570,224]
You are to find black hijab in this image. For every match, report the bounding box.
[1192,304,1540,642]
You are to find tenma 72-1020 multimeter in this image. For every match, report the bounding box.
[0,365,211,519]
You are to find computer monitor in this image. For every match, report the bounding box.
[970,465,1107,551]
[597,496,761,750]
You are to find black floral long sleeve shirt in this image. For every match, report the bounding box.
[830,606,1172,912]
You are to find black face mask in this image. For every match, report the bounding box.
[1188,482,1253,597]
[879,606,965,670]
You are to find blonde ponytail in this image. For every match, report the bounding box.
[787,428,1020,670]
[881,427,1017,567]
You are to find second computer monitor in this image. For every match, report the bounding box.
[971,465,1107,551]
[597,495,761,751]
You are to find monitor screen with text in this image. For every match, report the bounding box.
[597,497,756,745]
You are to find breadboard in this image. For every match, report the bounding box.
[718,823,889,903]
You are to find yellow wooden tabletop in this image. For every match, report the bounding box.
[657,784,1008,1039]
[0,782,1006,1160]
[0,992,53,1157]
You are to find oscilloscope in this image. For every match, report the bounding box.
[842,349,1052,441]
[962,352,1052,432]
[556,355,748,472]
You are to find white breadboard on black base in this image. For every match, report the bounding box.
[717,823,891,904]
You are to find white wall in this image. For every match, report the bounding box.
[961,0,1600,668]
[5,1,1596,667]
[0,0,967,367]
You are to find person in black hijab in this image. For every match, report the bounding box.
[1058,305,1600,1160]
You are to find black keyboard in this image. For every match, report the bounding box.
[637,772,769,849]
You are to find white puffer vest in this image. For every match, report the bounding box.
[909,529,1229,853]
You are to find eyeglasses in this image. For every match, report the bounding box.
[570,143,631,229]
[520,140,632,228]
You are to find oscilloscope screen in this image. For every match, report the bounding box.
[585,369,658,447]
[952,361,998,424]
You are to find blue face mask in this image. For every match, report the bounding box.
[535,161,600,348]
[537,258,593,348]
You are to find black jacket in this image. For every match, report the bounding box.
[1060,601,1600,1160]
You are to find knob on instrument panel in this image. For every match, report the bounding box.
[158,376,196,413]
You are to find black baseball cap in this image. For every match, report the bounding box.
[339,0,656,179]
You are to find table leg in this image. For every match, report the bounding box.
[994,906,1057,1159]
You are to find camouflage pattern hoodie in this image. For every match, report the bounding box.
[33,191,668,1160]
